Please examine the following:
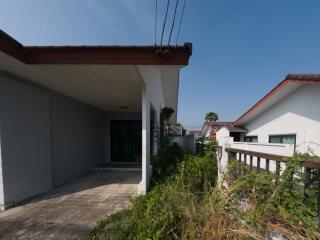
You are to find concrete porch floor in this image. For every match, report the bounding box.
[0,171,140,240]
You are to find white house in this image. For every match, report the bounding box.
[216,74,320,176]
[0,30,192,209]
[200,121,246,142]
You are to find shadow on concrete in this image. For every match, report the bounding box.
[0,170,140,240]
[17,170,141,207]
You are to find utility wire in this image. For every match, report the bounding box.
[155,0,158,46]
[176,0,187,45]
[168,0,179,46]
[160,0,170,47]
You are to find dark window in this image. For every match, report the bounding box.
[111,120,153,163]
[230,132,241,142]
[269,134,296,144]
[111,120,142,163]
[244,136,258,143]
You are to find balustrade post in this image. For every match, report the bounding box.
[266,159,270,172]
[238,153,242,176]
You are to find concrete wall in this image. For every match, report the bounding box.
[243,85,320,155]
[171,135,195,152]
[0,73,106,206]
[51,93,105,186]
[0,123,4,208]
[0,74,52,207]
[231,142,294,156]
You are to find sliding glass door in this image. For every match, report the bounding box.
[111,120,142,163]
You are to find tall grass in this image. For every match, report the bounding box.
[85,149,320,240]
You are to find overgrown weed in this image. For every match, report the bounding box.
[84,147,320,240]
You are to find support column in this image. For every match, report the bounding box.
[138,85,150,194]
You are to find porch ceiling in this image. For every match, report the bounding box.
[0,51,143,111]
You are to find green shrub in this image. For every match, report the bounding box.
[85,153,320,240]
[151,140,185,184]
[84,151,218,240]
[176,155,217,193]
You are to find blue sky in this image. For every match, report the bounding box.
[1,0,320,129]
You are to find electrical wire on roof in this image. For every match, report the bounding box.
[154,0,158,46]
[160,0,170,47]
[168,0,179,46]
[175,0,187,46]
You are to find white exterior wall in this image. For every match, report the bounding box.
[138,66,165,155]
[231,142,294,156]
[137,66,181,193]
[243,85,320,156]
[205,126,212,139]
[137,66,165,114]
[216,127,295,177]
[137,66,167,193]
[216,84,320,179]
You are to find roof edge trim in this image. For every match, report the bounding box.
[0,30,192,65]
[233,75,320,126]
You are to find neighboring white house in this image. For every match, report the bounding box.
[171,127,201,152]
[0,30,192,209]
[216,74,320,176]
[200,121,246,142]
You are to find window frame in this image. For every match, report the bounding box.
[244,136,258,143]
[268,134,296,145]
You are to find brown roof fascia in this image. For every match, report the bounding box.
[0,30,192,65]
[25,44,192,65]
[0,30,27,62]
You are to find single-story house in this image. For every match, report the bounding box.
[216,74,320,156]
[200,121,247,142]
[0,30,192,209]
[187,129,201,140]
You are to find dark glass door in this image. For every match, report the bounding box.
[111,120,142,163]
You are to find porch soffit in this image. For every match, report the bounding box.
[0,51,143,112]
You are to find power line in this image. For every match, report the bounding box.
[160,0,170,47]
[155,0,158,46]
[168,0,179,46]
[176,0,187,45]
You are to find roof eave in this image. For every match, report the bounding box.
[234,75,320,126]
[0,30,192,65]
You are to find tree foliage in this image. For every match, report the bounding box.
[205,112,219,122]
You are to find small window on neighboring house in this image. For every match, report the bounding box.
[244,136,258,143]
[269,134,296,144]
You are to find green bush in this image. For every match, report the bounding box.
[151,139,185,184]
[84,150,218,240]
[176,155,217,193]
[85,152,320,240]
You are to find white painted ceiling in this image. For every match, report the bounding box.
[0,52,143,111]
